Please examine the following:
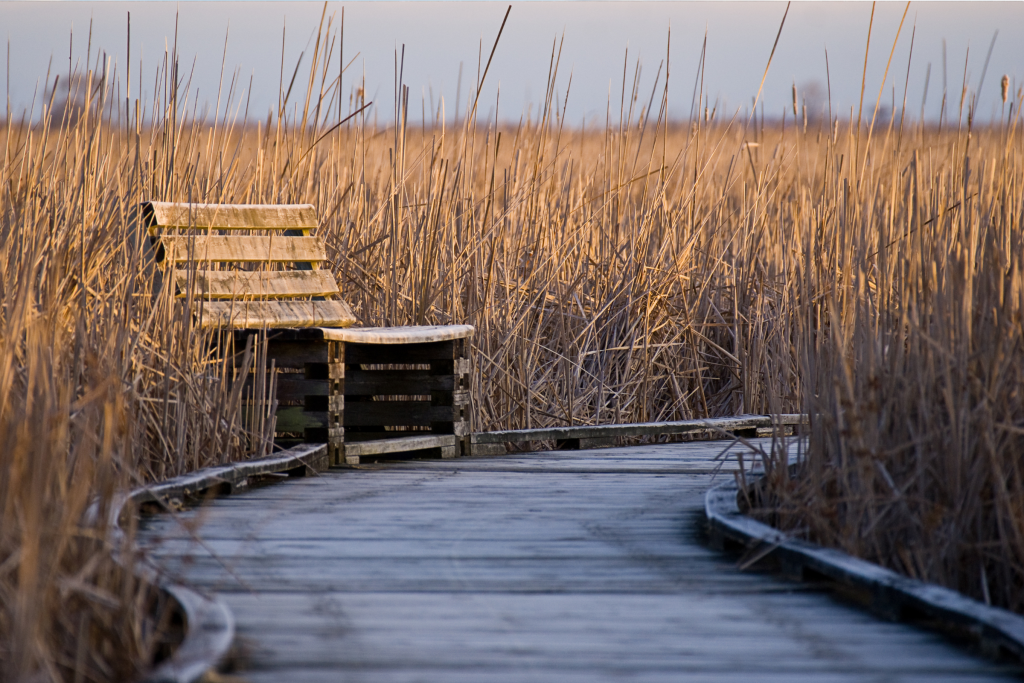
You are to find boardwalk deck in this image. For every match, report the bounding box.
[140,439,1021,682]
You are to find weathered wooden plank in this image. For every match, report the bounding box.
[318,325,474,344]
[344,429,433,442]
[177,628,989,667]
[173,270,340,298]
[138,438,1014,683]
[342,435,457,458]
[198,300,356,329]
[156,236,326,263]
[218,591,899,619]
[471,414,803,444]
[472,443,508,456]
[127,442,326,509]
[706,477,1024,665]
[238,671,985,683]
[144,540,736,562]
[143,201,317,230]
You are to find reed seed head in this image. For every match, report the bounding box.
[1002,74,1010,104]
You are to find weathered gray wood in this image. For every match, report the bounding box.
[143,201,317,231]
[344,429,432,442]
[141,584,234,683]
[471,414,804,445]
[174,270,341,298]
[342,434,457,458]
[318,325,474,344]
[705,477,1024,665]
[340,434,459,463]
[156,235,327,264]
[128,443,328,511]
[199,300,356,329]
[139,439,1019,682]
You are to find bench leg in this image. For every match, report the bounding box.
[453,336,472,456]
[328,341,345,466]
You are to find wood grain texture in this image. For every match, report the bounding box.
[127,443,327,509]
[155,236,326,264]
[173,270,340,299]
[198,300,356,329]
[705,478,1024,663]
[143,202,317,230]
[139,439,1019,682]
[342,434,458,458]
[472,414,804,444]
[317,325,474,344]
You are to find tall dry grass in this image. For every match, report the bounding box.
[2,11,1024,680]
[758,112,1024,613]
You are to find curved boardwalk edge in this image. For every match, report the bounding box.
[705,478,1024,665]
[144,585,234,683]
[118,444,328,683]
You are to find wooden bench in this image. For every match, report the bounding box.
[142,202,473,465]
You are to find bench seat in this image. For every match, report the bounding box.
[274,325,476,344]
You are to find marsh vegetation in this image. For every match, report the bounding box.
[2,9,1024,679]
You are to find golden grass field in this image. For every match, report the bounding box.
[2,17,1024,680]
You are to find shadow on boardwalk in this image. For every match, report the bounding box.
[141,438,1021,682]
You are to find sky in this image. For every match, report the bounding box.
[1,2,1022,126]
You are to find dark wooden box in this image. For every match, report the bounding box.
[237,329,471,465]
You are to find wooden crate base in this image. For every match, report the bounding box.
[237,330,472,465]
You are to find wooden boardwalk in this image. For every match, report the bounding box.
[141,439,1020,682]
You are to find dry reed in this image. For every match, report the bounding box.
[2,11,1024,680]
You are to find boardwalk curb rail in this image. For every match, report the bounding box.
[144,585,234,683]
[111,444,328,683]
[471,413,806,448]
[705,477,1024,665]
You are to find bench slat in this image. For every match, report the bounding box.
[156,236,326,263]
[317,325,475,344]
[143,202,317,230]
[198,300,356,329]
[174,270,341,299]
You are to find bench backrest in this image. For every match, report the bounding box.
[141,202,356,329]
